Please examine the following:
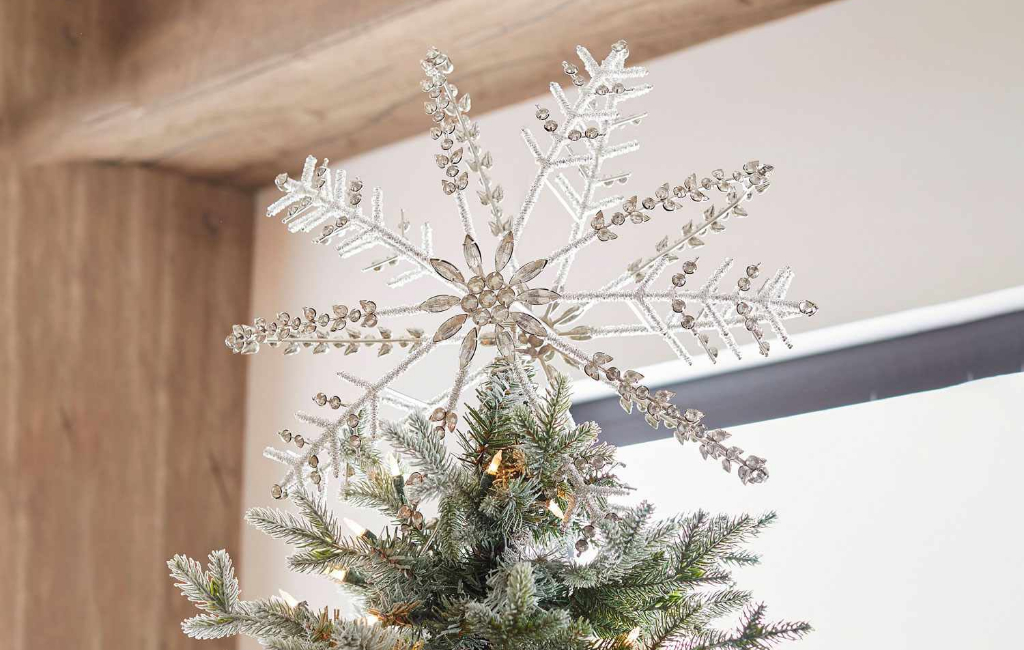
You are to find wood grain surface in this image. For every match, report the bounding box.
[0,162,255,650]
[7,0,834,187]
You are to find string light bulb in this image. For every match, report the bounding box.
[343,517,366,536]
[480,449,503,489]
[277,589,299,608]
[328,567,349,582]
[547,500,565,520]
[625,627,641,646]
[343,516,376,541]
[486,450,503,475]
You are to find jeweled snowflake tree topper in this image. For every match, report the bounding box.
[227,40,818,500]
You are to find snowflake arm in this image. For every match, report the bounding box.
[514,43,650,241]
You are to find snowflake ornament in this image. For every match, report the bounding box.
[227,40,818,499]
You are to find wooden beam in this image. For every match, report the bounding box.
[9,0,834,187]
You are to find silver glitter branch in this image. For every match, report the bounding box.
[541,159,776,338]
[515,42,650,242]
[240,40,819,498]
[537,326,771,484]
[556,257,815,362]
[270,337,440,491]
[268,156,448,290]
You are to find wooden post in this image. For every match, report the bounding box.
[0,162,254,650]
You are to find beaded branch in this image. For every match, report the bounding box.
[226,40,817,500]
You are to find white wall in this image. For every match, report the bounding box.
[238,1,1024,646]
[616,373,1024,649]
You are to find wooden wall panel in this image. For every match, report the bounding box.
[1,3,253,648]
[0,163,254,650]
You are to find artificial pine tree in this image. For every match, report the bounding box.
[169,363,809,649]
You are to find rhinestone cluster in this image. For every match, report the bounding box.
[582,352,768,484]
[421,48,472,196]
[591,163,773,244]
[421,47,508,233]
[225,300,404,356]
[420,233,559,364]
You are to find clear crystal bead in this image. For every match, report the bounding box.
[799,300,819,316]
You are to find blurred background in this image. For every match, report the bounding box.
[2,0,1022,649]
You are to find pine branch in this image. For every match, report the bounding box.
[506,562,539,618]
[537,373,573,439]
[206,550,241,613]
[675,513,775,577]
[642,590,750,650]
[341,470,405,516]
[479,475,543,541]
[435,494,470,561]
[167,553,226,615]
[181,598,309,641]
[246,491,342,551]
[383,413,468,497]
[679,604,811,650]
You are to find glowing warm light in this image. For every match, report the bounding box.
[485,450,503,475]
[277,589,299,608]
[343,517,367,537]
[625,627,641,645]
[389,454,402,477]
[547,500,565,519]
[328,567,349,582]
[364,613,380,626]
[576,545,598,564]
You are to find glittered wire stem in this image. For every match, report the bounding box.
[283,179,466,295]
[273,338,439,488]
[550,92,622,293]
[277,337,424,345]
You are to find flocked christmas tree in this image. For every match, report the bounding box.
[169,40,817,649]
